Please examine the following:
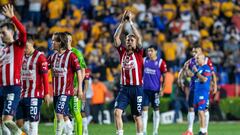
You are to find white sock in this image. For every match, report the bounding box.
[187,112,195,132]
[23,121,30,134]
[65,119,73,135]
[83,117,88,131]
[0,124,2,135]
[116,130,123,135]
[136,133,143,135]
[56,119,65,135]
[205,111,209,133]
[153,110,160,134]
[4,120,22,135]
[200,127,206,133]
[29,122,38,135]
[142,111,148,133]
[2,123,11,135]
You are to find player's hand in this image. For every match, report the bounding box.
[44,94,51,107]
[77,88,83,100]
[192,65,198,73]
[128,11,134,22]
[121,10,128,23]
[160,90,164,97]
[2,4,14,18]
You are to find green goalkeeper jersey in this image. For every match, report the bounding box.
[71,47,87,88]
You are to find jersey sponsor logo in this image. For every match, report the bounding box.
[21,70,34,80]
[53,68,67,77]
[144,67,156,75]
[122,59,135,70]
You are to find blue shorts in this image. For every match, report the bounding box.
[2,86,21,116]
[16,98,43,122]
[142,90,160,110]
[188,90,194,108]
[0,87,3,116]
[54,95,71,115]
[114,86,143,116]
[194,93,209,111]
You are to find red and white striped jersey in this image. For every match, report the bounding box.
[0,16,27,86]
[21,50,49,98]
[116,46,143,86]
[204,57,214,72]
[48,50,81,96]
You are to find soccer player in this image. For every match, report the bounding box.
[65,32,89,135]
[48,32,83,135]
[179,47,217,135]
[15,34,51,135]
[192,54,212,135]
[114,10,144,135]
[142,45,167,135]
[0,5,27,135]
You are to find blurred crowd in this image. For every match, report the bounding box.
[0,0,240,122]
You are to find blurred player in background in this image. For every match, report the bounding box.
[179,47,217,135]
[192,54,212,135]
[0,5,27,135]
[113,10,144,135]
[142,45,167,135]
[16,34,50,135]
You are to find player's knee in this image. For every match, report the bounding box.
[189,107,194,112]
[16,119,24,128]
[114,109,122,118]
[2,115,13,122]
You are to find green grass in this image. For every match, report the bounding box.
[39,122,240,135]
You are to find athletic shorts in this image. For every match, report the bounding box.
[114,86,143,116]
[16,97,43,121]
[53,95,71,115]
[2,86,21,116]
[142,90,160,110]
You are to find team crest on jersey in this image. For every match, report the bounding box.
[123,55,135,70]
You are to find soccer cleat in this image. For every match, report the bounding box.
[182,130,193,135]
[198,131,206,135]
[153,132,158,135]
[21,132,27,135]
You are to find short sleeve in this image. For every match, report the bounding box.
[207,58,215,72]
[160,59,167,73]
[70,53,81,72]
[116,45,126,58]
[38,54,48,74]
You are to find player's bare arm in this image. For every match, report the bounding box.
[77,70,83,100]
[113,10,128,47]
[128,11,142,49]
[212,72,217,94]
[160,73,166,96]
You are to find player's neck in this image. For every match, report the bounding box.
[59,48,67,54]
[150,56,157,60]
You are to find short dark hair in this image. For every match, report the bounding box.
[64,32,72,37]
[0,22,15,32]
[53,32,68,50]
[27,34,35,41]
[148,45,158,51]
